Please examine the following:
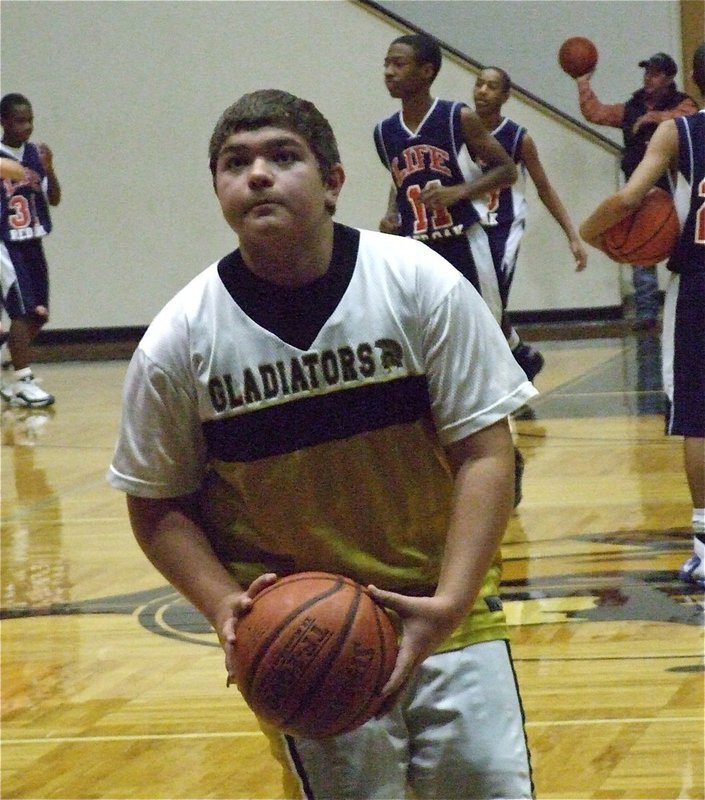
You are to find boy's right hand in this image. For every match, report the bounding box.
[220,572,278,685]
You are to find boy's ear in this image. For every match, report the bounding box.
[421,62,435,82]
[325,163,346,201]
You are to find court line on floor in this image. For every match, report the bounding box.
[4,716,703,745]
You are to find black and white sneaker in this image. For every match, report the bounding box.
[0,373,55,407]
[512,343,544,383]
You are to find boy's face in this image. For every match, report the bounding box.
[473,69,509,116]
[384,43,433,99]
[213,126,344,245]
[1,103,33,147]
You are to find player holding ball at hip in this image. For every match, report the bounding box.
[108,88,537,799]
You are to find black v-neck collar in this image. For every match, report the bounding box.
[217,224,360,350]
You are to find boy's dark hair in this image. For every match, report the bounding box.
[208,89,340,179]
[694,42,705,96]
[392,33,442,81]
[482,66,512,95]
[0,93,31,119]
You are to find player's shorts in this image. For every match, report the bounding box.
[0,238,50,319]
[425,225,502,324]
[261,639,534,800]
[484,219,526,309]
[662,271,705,438]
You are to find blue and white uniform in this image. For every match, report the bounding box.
[472,117,528,307]
[374,99,502,320]
[0,142,52,317]
[662,109,705,438]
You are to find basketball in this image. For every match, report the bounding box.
[601,187,679,266]
[230,571,399,738]
[558,37,598,78]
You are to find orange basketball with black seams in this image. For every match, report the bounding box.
[231,572,399,738]
[558,37,598,78]
[602,187,679,266]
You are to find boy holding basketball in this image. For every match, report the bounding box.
[581,43,705,590]
[573,52,697,331]
[109,89,536,798]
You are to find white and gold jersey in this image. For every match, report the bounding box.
[108,224,536,648]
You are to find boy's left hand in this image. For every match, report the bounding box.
[37,143,54,171]
[367,585,465,702]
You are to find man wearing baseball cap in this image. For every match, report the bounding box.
[638,52,678,76]
[571,51,697,331]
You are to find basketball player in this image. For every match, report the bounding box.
[473,66,588,377]
[375,34,529,508]
[574,52,697,331]
[580,43,705,589]
[374,36,517,345]
[0,93,61,407]
[108,89,536,799]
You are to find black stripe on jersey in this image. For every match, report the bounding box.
[217,224,360,350]
[203,374,431,462]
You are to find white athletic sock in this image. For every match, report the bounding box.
[13,366,32,381]
[693,536,705,559]
[508,329,521,351]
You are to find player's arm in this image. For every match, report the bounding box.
[126,493,276,650]
[0,157,25,181]
[521,133,588,271]
[632,95,698,134]
[580,119,678,250]
[369,417,514,695]
[37,143,61,206]
[419,108,517,210]
[379,183,401,234]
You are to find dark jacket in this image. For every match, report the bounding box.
[621,83,694,180]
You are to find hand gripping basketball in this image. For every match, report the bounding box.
[229,572,399,738]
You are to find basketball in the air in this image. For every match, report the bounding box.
[558,37,598,78]
[230,572,399,738]
[602,187,679,266]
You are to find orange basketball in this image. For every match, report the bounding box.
[602,187,679,266]
[230,572,398,738]
[558,37,598,78]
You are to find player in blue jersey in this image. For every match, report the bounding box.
[109,89,536,799]
[374,33,516,330]
[575,52,697,332]
[473,66,588,381]
[581,42,705,589]
[0,93,61,407]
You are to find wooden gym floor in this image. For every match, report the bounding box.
[1,332,703,800]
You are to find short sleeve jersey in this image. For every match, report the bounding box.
[374,99,482,242]
[108,224,537,649]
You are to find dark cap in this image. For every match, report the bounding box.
[638,52,677,77]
